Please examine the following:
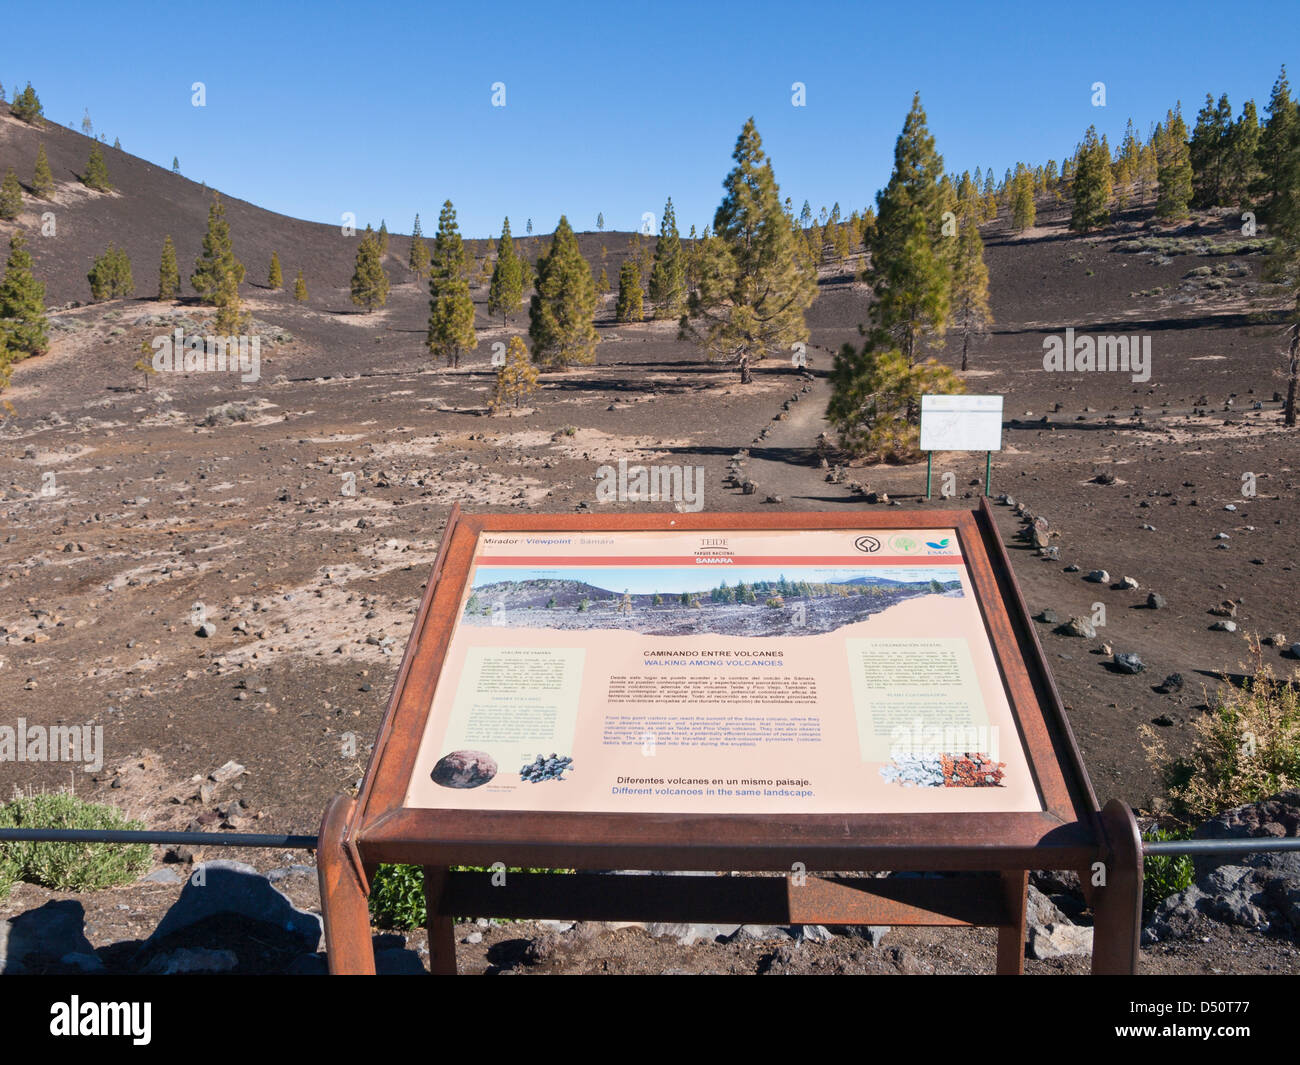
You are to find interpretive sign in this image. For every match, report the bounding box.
[403,527,1040,815]
[920,394,1003,453]
[317,505,1143,976]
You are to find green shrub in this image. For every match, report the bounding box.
[368,863,573,929]
[368,863,426,930]
[0,792,151,890]
[1143,637,1300,824]
[1142,826,1196,916]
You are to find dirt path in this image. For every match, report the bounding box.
[741,374,859,508]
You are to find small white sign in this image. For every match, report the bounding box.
[920,395,1003,453]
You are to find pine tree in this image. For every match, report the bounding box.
[172,156,180,174]
[1191,93,1234,207]
[426,201,476,366]
[158,235,180,300]
[267,251,283,289]
[648,196,685,317]
[81,144,112,191]
[1226,99,1261,208]
[487,216,523,323]
[526,218,533,235]
[9,83,42,124]
[1070,126,1113,231]
[408,213,431,281]
[950,212,992,371]
[1257,66,1298,215]
[597,212,605,231]
[827,346,964,459]
[112,137,120,150]
[0,231,49,359]
[87,243,133,301]
[293,269,308,302]
[491,335,540,411]
[31,144,53,199]
[1155,106,1193,220]
[350,225,389,313]
[682,119,815,383]
[596,266,610,295]
[1011,164,1036,231]
[213,269,247,335]
[191,194,245,301]
[528,215,599,368]
[378,220,389,256]
[616,258,643,322]
[0,169,21,220]
[81,109,93,137]
[861,94,950,368]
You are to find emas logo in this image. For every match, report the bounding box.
[925,537,952,551]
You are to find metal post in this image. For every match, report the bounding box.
[925,452,932,500]
[984,451,991,496]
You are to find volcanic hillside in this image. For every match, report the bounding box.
[1,100,1298,833]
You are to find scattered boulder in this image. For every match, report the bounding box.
[1112,652,1145,674]
[1056,616,1096,638]
[1155,672,1184,694]
[1146,592,1167,609]
[1035,608,1060,625]
[1028,922,1094,960]
[1118,576,1140,591]
[1210,620,1238,633]
[1084,570,1110,584]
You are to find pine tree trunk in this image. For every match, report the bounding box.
[961,330,969,372]
[739,353,752,385]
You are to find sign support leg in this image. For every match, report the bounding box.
[423,866,459,974]
[995,870,1027,974]
[1091,798,1142,974]
[925,452,932,499]
[317,795,376,975]
[985,451,991,496]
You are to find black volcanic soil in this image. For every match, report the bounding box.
[1,109,1299,975]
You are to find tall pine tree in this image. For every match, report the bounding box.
[81,144,112,191]
[528,215,599,368]
[0,169,21,220]
[487,216,523,323]
[0,231,49,360]
[648,196,685,317]
[1070,126,1113,231]
[350,225,389,312]
[32,144,53,199]
[158,235,180,300]
[616,258,643,322]
[409,213,430,281]
[951,211,992,371]
[682,119,815,383]
[1257,67,1297,215]
[1155,105,1193,220]
[426,200,476,367]
[191,193,245,301]
[267,251,283,290]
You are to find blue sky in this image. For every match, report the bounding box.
[5,1,1296,237]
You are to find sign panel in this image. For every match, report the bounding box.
[920,394,1004,453]
[402,526,1041,816]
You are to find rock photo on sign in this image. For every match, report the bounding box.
[431,750,498,789]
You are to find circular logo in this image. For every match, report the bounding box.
[853,535,881,553]
[889,534,921,554]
